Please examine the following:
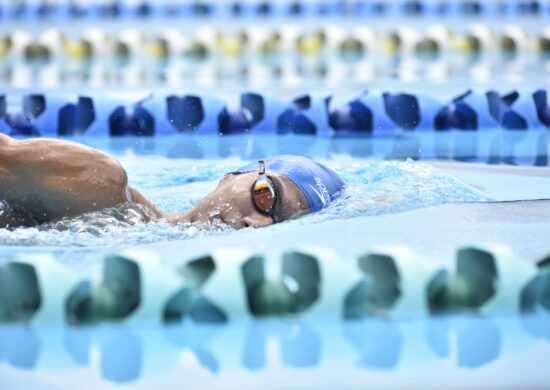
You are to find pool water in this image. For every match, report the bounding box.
[1,142,549,390]
[1,133,550,390]
[0,155,489,248]
[1,315,550,389]
[2,6,550,388]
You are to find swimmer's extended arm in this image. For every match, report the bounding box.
[0,133,162,222]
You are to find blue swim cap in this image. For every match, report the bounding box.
[231,155,345,212]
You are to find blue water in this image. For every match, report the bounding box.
[1,315,549,388]
[0,156,489,248]
[1,8,549,390]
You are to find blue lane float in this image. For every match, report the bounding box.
[1,89,549,165]
[1,1,549,21]
[1,89,548,137]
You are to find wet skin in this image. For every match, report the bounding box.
[0,133,309,229]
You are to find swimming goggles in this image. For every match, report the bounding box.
[252,159,277,218]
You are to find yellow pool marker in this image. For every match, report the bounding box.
[297,31,325,55]
[0,37,11,58]
[146,38,169,59]
[382,33,401,54]
[217,32,248,57]
[452,35,481,54]
[63,40,93,60]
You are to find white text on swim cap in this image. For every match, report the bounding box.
[309,177,331,206]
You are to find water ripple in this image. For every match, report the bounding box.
[0,158,490,248]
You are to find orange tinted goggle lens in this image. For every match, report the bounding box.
[252,183,275,213]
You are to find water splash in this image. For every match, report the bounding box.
[0,157,489,248]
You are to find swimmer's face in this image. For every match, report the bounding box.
[187,172,309,229]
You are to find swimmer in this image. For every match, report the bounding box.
[0,133,344,229]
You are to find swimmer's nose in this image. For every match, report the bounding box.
[241,214,273,228]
